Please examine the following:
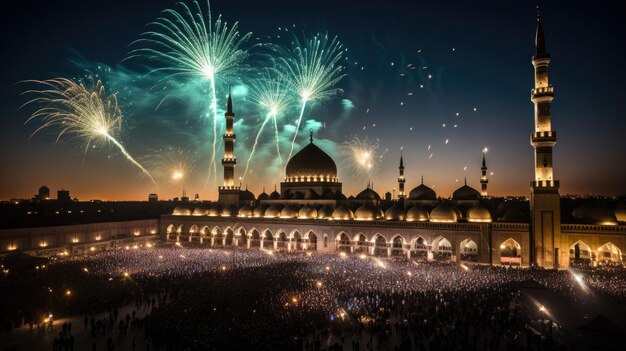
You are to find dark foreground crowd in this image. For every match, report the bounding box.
[1,244,626,350]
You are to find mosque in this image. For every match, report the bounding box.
[162,9,626,268]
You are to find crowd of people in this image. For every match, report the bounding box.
[1,243,626,350]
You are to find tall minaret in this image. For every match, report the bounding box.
[480,151,488,196]
[222,87,237,187]
[398,152,406,199]
[529,1,562,268]
[218,87,241,207]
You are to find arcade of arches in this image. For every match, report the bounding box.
[162,219,625,266]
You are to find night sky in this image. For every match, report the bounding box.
[1,0,625,201]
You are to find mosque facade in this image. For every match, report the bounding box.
[161,11,626,268]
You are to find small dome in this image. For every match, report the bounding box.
[384,204,406,221]
[502,208,526,223]
[409,184,437,200]
[430,204,458,222]
[286,141,337,180]
[280,205,300,218]
[173,205,192,216]
[322,189,336,199]
[335,191,347,200]
[615,208,626,222]
[452,183,481,200]
[269,190,281,200]
[467,205,492,222]
[332,205,354,220]
[222,205,237,217]
[208,204,223,216]
[192,204,210,216]
[298,205,318,219]
[356,187,381,201]
[264,204,284,218]
[305,189,319,199]
[258,191,269,201]
[406,206,429,222]
[317,205,334,219]
[240,189,256,201]
[590,208,617,225]
[253,204,268,217]
[238,205,253,217]
[355,203,383,221]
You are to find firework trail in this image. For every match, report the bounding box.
[20,78,156,184]
[243,71,292,179]
[341,136,383,185]
[279,33,346,161]
[142,148,196,182]
[128,0,251,183]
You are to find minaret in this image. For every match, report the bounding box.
[218,87,241,207]
[529,1,562,268]
[222,87,237,187]
[480,151,488,196]
[398,152,406,199]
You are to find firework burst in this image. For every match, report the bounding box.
[242,71,292,179]
[279,33,346,161]
[20,78,156,184]
[128,0,251,183]
[341,136,384,184]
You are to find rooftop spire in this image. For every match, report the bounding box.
[309,129,314,143]
[421,175,424,184]
[399,151,404,168]
[482,151,487,168]
[535,0,547,56]
[227,85,233,115]
[464,177,467,186]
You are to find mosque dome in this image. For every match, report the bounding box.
[408,183,437,200]
[467,205,492,222]
[239,188,256,201]
[430,204,458,222]
[264,204,284,218]
[335,191,347,200]
[452,181,481,200]
[253,204,268,218]
[355,203,383,221]
[173,205,192,216]
[615,208,626,222]
[502,208,526,223]
[298,205,318,219]
[356,187,381,201]
[332,205,354,220]
[285,140,337,181]
[317,205,334,219]
[269,189,281,200]
[238,205,253,217]
[257,191,269,201]
[406,206,429,222]
[208,203,223,216]
[280,205,300,218]
[192,204,210,216]
[384,204,406,221]
[222,205,237,217]
[590,208,618,225]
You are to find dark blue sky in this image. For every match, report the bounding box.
[1,0,625,200]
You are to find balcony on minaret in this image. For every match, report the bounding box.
[223,132,236,139]
[530,131,557,146]
[531,86,554,97]
[531,179,560,189]
[221,157,236,165]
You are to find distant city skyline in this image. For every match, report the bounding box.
[1,0,625,201]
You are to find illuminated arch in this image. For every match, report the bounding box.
[569,240,592,263]
[500,238,521,265]
[459,238,478,261]
[598,242,623,263]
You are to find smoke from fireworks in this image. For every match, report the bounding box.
[279,33,346,161]
[128,0,251,183]
[341,136,384,185]
[20,78,156,184]
[242,71,292,179]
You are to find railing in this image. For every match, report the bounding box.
[531,86,554,95]
[561,224,626,234]
[492,223,530,231]
[531,180,560,188]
